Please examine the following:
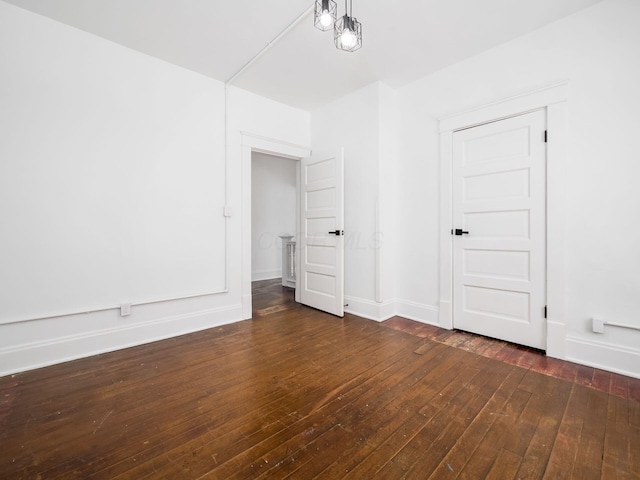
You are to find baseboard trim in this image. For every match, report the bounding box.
[0,304,243,377]
[242,294,253,320]
[546,321,567,359]
[395,299,440,326]
[564,335,640,380]
[344,296,440,325]
[344,296,395,322]
[438,299,452,329]
[251,269,281,282]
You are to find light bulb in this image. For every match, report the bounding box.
[341,28,357,48]
[319,9,332,27]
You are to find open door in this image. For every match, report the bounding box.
[299,149,344,317]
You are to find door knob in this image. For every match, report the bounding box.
[453,229,469,236]
[328,230,344,236]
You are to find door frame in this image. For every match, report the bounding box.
[241,132,311,319]
[438,82,568,358]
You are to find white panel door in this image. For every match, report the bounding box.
[452,110,546,349]
[299,149,344,317]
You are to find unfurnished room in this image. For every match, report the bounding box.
[0,0,639,478]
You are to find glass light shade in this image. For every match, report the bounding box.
[319,10,332,27]
[314,0,337,31]
[340,28,357,48]
[334,14,362,52]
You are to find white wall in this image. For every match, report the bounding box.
[312,84,380,317]
[228,86,311,319]
[0,2,310,376]
[4,0,638,380]
[311,82,402,320]
[394,0,640,377]
[0,1,227,323]
[377,83,400,315]
[251,153,297,281]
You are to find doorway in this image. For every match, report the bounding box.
[251,152,298,284]
[240,133,309,319]
[437,82,568,358]
[451,110,547,349]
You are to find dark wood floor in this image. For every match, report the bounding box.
[1,279,638,479]
[382,319,638,400]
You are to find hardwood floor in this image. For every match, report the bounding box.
[382,317,638,400]
[1,278,638,479]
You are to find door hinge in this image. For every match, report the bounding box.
[544,305,547,319]
[544,130,548,143]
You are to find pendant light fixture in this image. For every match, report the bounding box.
[314,0,337,31]
[334,0,362,52]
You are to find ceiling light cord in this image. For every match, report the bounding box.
[226,4,314,85]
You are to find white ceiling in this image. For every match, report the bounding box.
[3,0,603,110]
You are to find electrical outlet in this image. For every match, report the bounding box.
[592,317,605,333]
[120,303,132,317]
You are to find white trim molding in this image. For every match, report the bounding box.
[345,296,396,322]
[438,82,569,358]
[240,133,311,318]
[344,296,439,325]
[395,300,440,326]
[565,336,640,380]
[251,268,282,282]
[0,304,243,377]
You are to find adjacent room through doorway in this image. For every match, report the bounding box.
[250,151,298,287]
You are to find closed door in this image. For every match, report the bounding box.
[299,149,344,317]
[452,110,546,349]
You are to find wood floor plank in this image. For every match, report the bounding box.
[1,280,638,480]
[120,325,421,479]
[592,368,612,393]
[15,312,346,478]
[572,388,608,478]
[400,367,513,479]
[424,367,527,480]
[484,448,522,480]
[514,376,572,480]
[280,346,459,478]
[542,383,587,479]
[196,340,452,479]
[611,373,630,398]
[602,394,632,480]
[134,331,428,478]
[368,360,486,476]
[193,373,408,477]
[339,349,492,479]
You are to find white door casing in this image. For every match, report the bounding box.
[452,110,547,349]
[299,149,345,317]
[240,133,311,319]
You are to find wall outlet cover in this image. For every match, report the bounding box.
[592,317,605,333]
[120,303,132,317]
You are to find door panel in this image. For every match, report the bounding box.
[453,110,546,349]
[299,149,344,317]
[463,168,530,201]
[463,249,530,281]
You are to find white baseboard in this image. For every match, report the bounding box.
[242,293,253,320]
[546,321,567,359]
[396,299,440,326]
[438,299,452,329]
[0,304,243,377]
[251,269,281,282]
[564,335,640,379]
[344,295,395,322]
[344,296,439,325]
